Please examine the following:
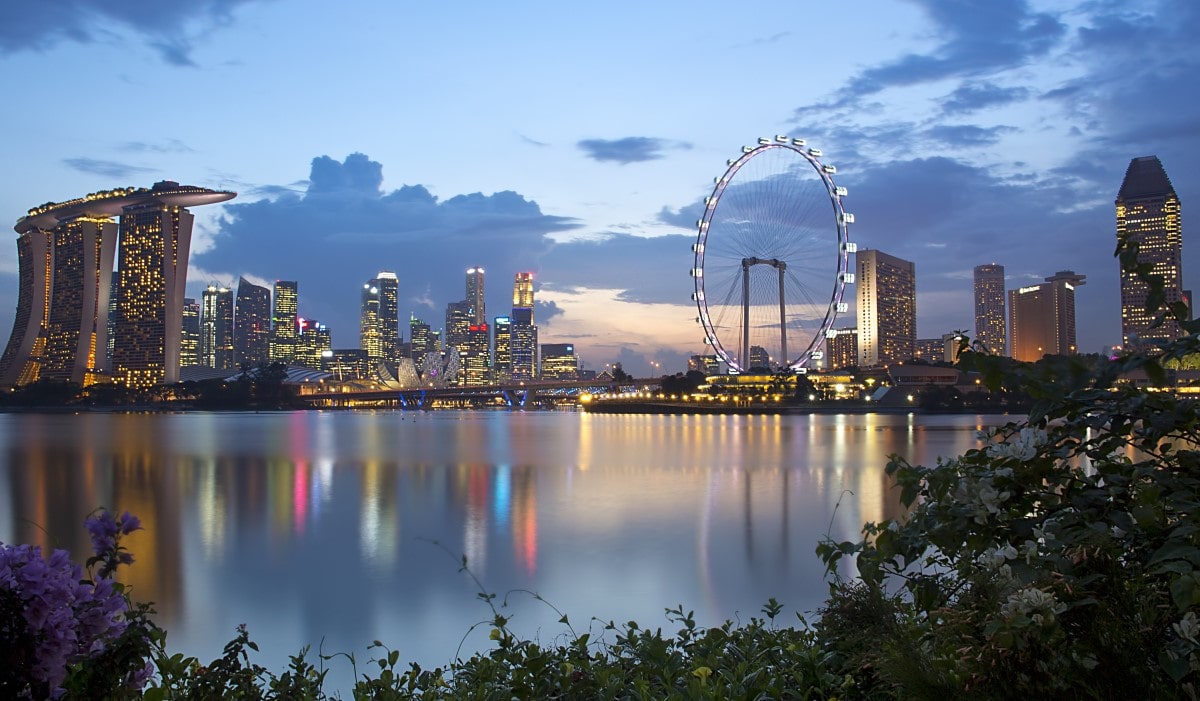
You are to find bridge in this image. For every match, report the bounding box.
[301,378,644,409]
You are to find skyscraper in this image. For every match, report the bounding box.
[201,284,234,370]
[269,280,298,364]
[444,300,471,351]
[409,315,434,374]
[856,249,916,367]
[973,263,1006,355]
[463,323,491,386]
[513,272,534,309]
[180,298,200,368]
[374,272,399,363]
[360,282,382,363]
[466,267,486,325]
[510,272,538,382]
[1117,156,1184,348]
[295,318,331,369]
[1,182,234,387]
[826,327,858,370]
[234,277,271,367]
[1008,271,1085,362]
[492,316,512,383]
[540,343,579,380]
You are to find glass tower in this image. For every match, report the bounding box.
[360,282,382,363]
[374,272,399,363]
[201,284,234,370]
[234,277,271,367]
[1117,155,1184,348]
[973,263,1006,355]
[270,280,298,364]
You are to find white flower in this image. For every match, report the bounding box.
[979,544,1019,570]
[1174,612,1200,645]
[985,427,1048,461]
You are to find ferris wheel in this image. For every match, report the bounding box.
[691,136,855,373]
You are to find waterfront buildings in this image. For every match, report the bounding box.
[463,323,491,386]
[360,281,382,365]
[295,318,331,370]
[374,272,399,363]
[181,298,200,368]
[0,182,234,387]
[973,263,1006,355]
[269,280,298,364]
[234,277,270,367]
[511,272,538,381]
[1117,156,1185,348]
[201,284,234,370]
[409,315,434,374]
[856,249,916,367]
[541,343,579,380]
[1008,271,1085,362]
[825,327,858,370]
[492,316,512,383]
[466,267,486,325]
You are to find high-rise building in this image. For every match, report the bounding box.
[748,345,770,370]
[856,249,916,367]
[1,183,233,387]
[492,316,512,383]
[234,277,271,367]
[41,217,116,385]
[360,282,382,363]
[466,267,486,325]
[269,280,298,364]
[540,343,579,381]
[688,355,720,375]
[463,323,491,386]
[444,300,471,351]
[826,327,858,370]
[973,263,1006,355]
[1117,156,1184,348]
[409,315,434,375]
[295,318,331,370]
[201,284,234,370]
[511,273,538,381]
[1008,271,1085,362]
[374,272,399,363]
[180,298,200,368]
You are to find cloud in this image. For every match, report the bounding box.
[0,0,261,65]
[923,124,1016,148]
[62,157,157,179]
[941,82,1031,114]
[577,137,691,165]
[119,139,195,154]
[535,300,563,322]
[196,153,579,346]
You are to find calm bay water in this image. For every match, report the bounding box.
[0,409,1004,688]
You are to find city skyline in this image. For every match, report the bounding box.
[0,1,1197,377]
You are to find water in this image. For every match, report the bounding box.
[0,409,1005,690]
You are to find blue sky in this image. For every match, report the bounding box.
[0,0,1196,376]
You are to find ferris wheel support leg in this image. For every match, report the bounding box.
[778,265,788,369]
[742,260,751,370]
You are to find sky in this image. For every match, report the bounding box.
[0,0,1197,377]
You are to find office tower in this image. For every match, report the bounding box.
[973,263,1006,355]
[444,300,471,350]
[372,272,399,363]
[180,298,200,368]
[0,229,52,385]
[748,345,770,370]
[463,323,491,386]
[688,354,720,375]
[1008,271,1085,362]
[856,249,916,367]
[269,280,298,364]
[360,282,382,363]
[326,348,369,380]
[409,315,433,374]
[540,343,579,380]
[466,267,486,325]
[1117,156,1184,348]
[511,272,538,381]
[201,284,234,370]
[234,277,271,367]
[295,318,331,369]
[826,327,858,370]
[492,316,512,383]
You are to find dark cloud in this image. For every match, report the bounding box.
[577,137,691,165]
[923,124,1016,148]
[62,158,157,179]
[941,83,1031,114]
[197,153,579,347]
[535,300,563,322]
[0,0,259,64]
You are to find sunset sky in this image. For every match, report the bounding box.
[0,0,1196,376]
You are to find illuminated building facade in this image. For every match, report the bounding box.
[180,298,200,368]
[295,318,331,369]
[444,300,471,351]
[973,263,1006,355]
[1117,156,1185,347]
[374,272,399,363]
[511,273,538,382]
[826,327,858,370]
[269,280,298,364]
[409,315,434,375]
[748,345,770,370]
[540,343,578,380]
[0,230,52,385]
[200,284,234,369]
[464,323,490,386]
[1008,271,1085,362]
[492,316,512,383]
[688,354,719,375]
[2,182,234,387]
[234,277,271,367]
[466,267,486,325]
[856,249,916,367]
[360,282,382,363]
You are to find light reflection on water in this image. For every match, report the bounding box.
[0,410,1007,689]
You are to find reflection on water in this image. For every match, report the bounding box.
[0,410,1002,688]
